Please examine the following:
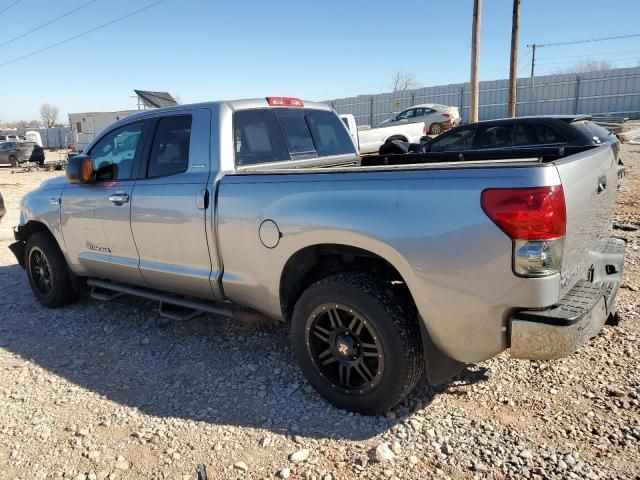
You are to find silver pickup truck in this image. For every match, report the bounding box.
[10,98,625,414]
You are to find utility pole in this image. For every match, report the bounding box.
[469,0,482,123]
[507,0,520,117]
[527,43,537,88]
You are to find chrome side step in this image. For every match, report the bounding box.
[86,278,234,321]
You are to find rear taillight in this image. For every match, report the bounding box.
[266,97,304,107]
[443,111,452,118]
[423,123,428,135]
[481,186,566,277]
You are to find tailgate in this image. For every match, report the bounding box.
[554,145,618,296]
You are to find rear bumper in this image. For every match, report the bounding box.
[510,237,625,360]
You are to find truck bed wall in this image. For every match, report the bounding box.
[217,165,563,363]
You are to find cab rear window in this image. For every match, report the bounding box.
[234,108,355,166]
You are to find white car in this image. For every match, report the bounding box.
[378,103,461,135]
[339,114,426,154]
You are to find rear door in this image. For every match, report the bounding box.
[130,109,214,299]
[553,144,618,296]
[0,143,10,164]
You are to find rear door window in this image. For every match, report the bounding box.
[147,116,192,178]
[475,125,514,149]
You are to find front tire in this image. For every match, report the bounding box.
[291,272,424,414]
[25,232,79,308]
[9,156,19,168]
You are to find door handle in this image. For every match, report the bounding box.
[597,175,607,194]
[109,192,129,204]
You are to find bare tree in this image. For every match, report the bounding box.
[391,71,419,91]
[556,59,613,74]
[40,103,59,128]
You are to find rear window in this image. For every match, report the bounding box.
[21,142,36,147]
[234,108,355,166]
[572,121,614,144]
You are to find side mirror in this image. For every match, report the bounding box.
[66,155,95,184]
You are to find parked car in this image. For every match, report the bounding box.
[380,115,619,157]
[0,191,5,222]
[339,113,426,154]
[0,134,20,142]
[414,115,616,151]
[378,103,461,134]
[10,98,624,415]
[0,141,42,167]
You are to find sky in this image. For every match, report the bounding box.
[1,0,639,123]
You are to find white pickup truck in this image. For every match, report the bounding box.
[340,114,425,154]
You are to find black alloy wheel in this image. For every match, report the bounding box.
[29,246,52,295]
[306,303,384,395]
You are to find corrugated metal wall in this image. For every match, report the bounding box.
[327,66,640,126]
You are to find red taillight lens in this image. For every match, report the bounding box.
[266,97,304,107]
[443,112,452,118]
[423,123,428,135]
[481,186,566,240]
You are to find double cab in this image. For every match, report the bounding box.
[10,98,625,414]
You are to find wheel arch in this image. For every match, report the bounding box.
[19,220,50,242]
[279,242,466,386]
[279,243,411,322]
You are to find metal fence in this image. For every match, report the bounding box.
[326,66,640,126]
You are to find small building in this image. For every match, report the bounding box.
[68,90,178,150]
[68,110,139,151]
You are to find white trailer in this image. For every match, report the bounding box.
[68,110,139,151]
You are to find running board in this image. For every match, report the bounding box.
[86,278,235,320]
[159,301,203,322]
[90,287,123,301]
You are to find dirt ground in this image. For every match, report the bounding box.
[0,146,638,480]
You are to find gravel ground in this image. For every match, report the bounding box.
[0,146,638,480]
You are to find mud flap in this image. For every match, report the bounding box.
[8,241,25,268]
[419,319,466,385]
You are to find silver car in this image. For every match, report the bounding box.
[379,103,461,135]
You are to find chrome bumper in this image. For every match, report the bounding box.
[510,237,625,360]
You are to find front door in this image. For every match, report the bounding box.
[130,109,216,299]
[61,121,148,285]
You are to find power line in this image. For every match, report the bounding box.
[535,33,640,48]
[0,0,23,15]
[0,0,101,49]
[0,0,168,68]
[536,49,640,62]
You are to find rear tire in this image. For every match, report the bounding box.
[290,272,424,414]
[25,232,79,308]
[429,123,443,135]
[9,156,19,168]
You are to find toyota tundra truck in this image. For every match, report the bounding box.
[9,98,625,414]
